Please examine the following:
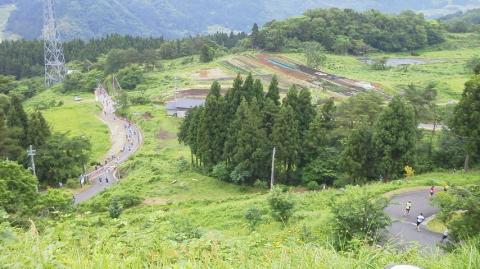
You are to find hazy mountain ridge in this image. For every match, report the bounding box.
[2,0,480,40]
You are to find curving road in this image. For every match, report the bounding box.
[384,188,443,251]
[74,87,142,204]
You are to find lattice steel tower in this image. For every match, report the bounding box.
[43,0,66,87]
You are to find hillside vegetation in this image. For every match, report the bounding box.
[2,0,480,40]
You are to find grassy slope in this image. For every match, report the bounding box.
[24,89,110,162]
[2,101,479,267]
[283,33,480,102]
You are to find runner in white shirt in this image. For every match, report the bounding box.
[416,213,425,232]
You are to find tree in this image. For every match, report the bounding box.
[0,161,38,214]
[331,186,390,245]
[319,98,336,130]
[26,111,51,148]
[0,75,17,95]
[303,41,327,69]
[265,75,280,106]
[251,23,261,49]
[340,124,377,183]
[272,105,300,179]
[35,133,91,185]
[451,75,480,171]
[6,95,29,147]
[336,91,384,128]
[200,44,215,63]
[229,100,270,182]
[373,96,417,179]
[296,88,316,135]
[117,64,144,90]
[0,114,22,160]
[433,185,480,242]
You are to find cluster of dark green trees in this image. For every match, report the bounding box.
[251,9,444,53]
[0,95,91,186]
[0,32,246,79]
[179,68,480,186]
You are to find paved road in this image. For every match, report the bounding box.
[74,87,142,204]
[384,188,443,251]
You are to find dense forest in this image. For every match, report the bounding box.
[254,9,445,53]
[179,71,480,187]
[0,32,245,79]
[441,9,480,33]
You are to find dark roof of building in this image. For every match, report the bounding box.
[166,98,205,110]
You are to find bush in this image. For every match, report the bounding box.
[169,218,202,242]
[108,200,122,219]
[253,179,268,189]
[330,186,390,247]
[175,157,190,173]
[212,163,230,181]
[111,194,142,209]
[306,181,321,191]
[230,164,251,184]
[268,186,294,225]
[35,189,73,215]
[244,207,263,231]
[302,159,337,186]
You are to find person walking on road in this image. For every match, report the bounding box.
[429,186,435,198]
[404,200,412,216]
[416,213,425,232]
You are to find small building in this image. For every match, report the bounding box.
[166,98,205,118]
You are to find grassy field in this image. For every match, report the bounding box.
[2,99,479,268]
[24,89,110,162]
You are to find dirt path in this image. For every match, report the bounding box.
[74,87,142,204]
[384,188,444,251]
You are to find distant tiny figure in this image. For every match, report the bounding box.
[106,177,109,183]
[59,182,63,188]
[441,229,448,243]
[404,200,412,216]
[430,186,435,197]
[416,213,425,232]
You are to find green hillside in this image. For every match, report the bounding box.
[3,0,480,40]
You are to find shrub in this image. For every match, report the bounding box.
[211,163,231,181]
[306,181,321,191]
[35,189,73,215]
[169,218,202,242]
[108,200,122,219]
[302,159,337,186]
[111,194,142,209]
[175,157,190,173]
[253,179,268,189]
[244,207,263,231]
[330,186,390,247]
[404,165,415,178]
[268,186,294,225]
[230,164,251,184]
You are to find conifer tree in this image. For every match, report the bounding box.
[373,96,417,179]
[253,79,264,103]
[251,23,260,49]
[340,124,377,183]
[6,96,28,147]
[263,98,279,138]
[0,114,22,160]
[242,73,255,101]
[297,88,316,135]
[303,110,329,162]
[27,111,51,148]
[272,104,301,178]
[320,98,336,130]
[230,99,270,182]
[266,75,280,106]
[451,74,480,171]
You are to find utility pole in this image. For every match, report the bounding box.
[27,145,37,177]
[270,147,276,189]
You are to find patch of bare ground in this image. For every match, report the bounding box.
[143,197,168,205]
[157,129,176,140]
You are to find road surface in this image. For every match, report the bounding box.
[384,188,443,251]
[74,87,142,204]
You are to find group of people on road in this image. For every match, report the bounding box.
[402,185,449,243]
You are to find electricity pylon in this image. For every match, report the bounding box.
[43,0,66,87]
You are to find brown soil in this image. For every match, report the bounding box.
[142,112,154,120]
[143,197,168,205]
[157,129,176,140]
